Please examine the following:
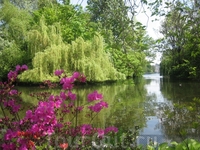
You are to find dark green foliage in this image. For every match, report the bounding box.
[108,48,146,78]
[0,1,32,80]
[160,1,200,80]
[87,0,154,77]
[0,44,24,80]
[33,3,98,43]
[0,0,154,81]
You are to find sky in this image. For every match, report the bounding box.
[70,0,162,63]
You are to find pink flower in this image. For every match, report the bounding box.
[75,106,84,112]
[2,143,16,150]
[3,99,20,113]
[25,110,33,120]
[104,126,118,134]
[80,75,86,82]
[21,65,28,71]
[4,129,17,140]
[54,70,64,76]
[80,124,92,136]
[15,65,21,72]
[7,71,17,81]
[97,128,104,138]
[88,101,108,112]
[87,91,103,102]
[72,72,86,82]
[72,72,80,79]
[48,95,63,108]
[88,103,102,112]
[60,77,74,90]
[67,91,76,100]
[23,101,58,136]
[15,65,28,73]
[60,92,67,100]
[99,101,108,108]
[9,90,18,95]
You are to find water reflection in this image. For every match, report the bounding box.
[139,74,168,145]
[15,74,200,146]
[140,73,200,145]
[17,80,147,132]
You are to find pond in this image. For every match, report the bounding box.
[16,73,200,146]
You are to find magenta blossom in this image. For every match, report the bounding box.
[21,65,28,71]
[67,91,76,100]
[88,101,108,112]
[60,92,67,100]
[15,65,21,72]
[7,71,18,81]
[80,75,86,82]
[80,124,93,136]
[9,90,18,95]
[75,106,84,112]
[54,69,64,76]
[23,101,58,136]
[72,72,80,79]
[3,99,20,113]
[15,64,28,72]
[60,77,74,90]
[4,129,17,140]
[104,126,118,134]
[97,128,104,138]
[87,91,103,102]
[48,95,63,108]
[8,65,28,81]
[72,72,86,83]
[1,143,16,150]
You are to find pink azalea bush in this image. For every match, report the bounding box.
[0,65,118,149]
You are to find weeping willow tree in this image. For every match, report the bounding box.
[68,34,126,81]
[19,30,126,82]
[26,18,63,59]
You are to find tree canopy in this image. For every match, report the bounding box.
[159,0,200,79]
[0,0,158,82]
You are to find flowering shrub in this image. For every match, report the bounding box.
[0,65,118,149]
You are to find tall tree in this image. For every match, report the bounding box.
[160,0,200,79]
[0,1,32,80]
[0,0,58,10]
[87,0,155,77]
[33,2,98,43]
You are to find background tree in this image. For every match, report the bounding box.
[33,3,98,43]
[0,1,32,80]
[87,0,155,78]
[159,0,200,79]
[0,0,158,81]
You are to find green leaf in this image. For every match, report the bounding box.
[158,142,169,150]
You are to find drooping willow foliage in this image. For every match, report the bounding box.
[27,18,63,59]
[19,31,126,82]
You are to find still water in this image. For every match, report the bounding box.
[17,73,200,145]
[140,73,200,145]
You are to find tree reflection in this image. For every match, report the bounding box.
[159,78,200,142]
[105,79,147,134]
[17,79,147,131]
